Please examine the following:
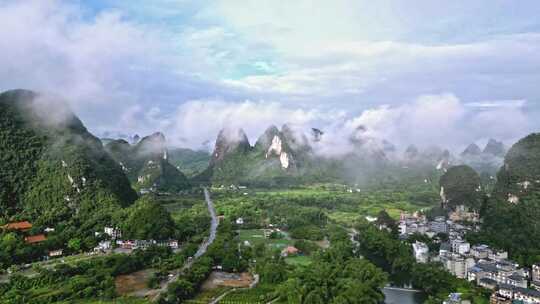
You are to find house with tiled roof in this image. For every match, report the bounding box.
[2,221,33,231]
[25,234,47,244]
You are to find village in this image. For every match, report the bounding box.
[0,220,182,274]
[397,206,540,304]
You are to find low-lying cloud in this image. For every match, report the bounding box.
[114,93,532,154]
[0,1,538,155]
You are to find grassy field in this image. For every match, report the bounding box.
[284,255,312,266]
[237,229,292,249]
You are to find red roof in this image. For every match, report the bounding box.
[2,221,32,231]
[25,234,47,244]
[283,246,299,254]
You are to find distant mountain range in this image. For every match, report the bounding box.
[0,89,514,200]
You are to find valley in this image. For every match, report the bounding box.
[1,89,540,304]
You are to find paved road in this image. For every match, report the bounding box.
[150,187,219,301]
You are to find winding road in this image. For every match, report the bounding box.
[151,187,219,301]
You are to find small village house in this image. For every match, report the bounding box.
[2,221,33,232]
[25,234,47,244]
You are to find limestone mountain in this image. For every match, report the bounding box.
[210,128,251,166]
[194,128,252,184]
[196,124,401,187]
[0,89,137,224]
[104,132,191,192]
[198,125,314,185]
[439,165,482,210]
[478,133,540,263]
[483,138,505,157]
[253,125,295,170]
[460,143,482,157]
[492,133,540,204]
[460,140,505,176]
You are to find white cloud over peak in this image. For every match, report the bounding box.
[0,0,538,151]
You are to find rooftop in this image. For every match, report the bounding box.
[499,284,540,298]
[2,221,32,231]
[25,234,47,244]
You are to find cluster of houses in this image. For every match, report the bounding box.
[93,227,180,252]
[1,221,62,258]
[401,208,540,304]
[398,209,479,240]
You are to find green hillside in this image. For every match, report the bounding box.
[0,90,137,220]
[472,133,540,265]
[167,148,211,177]
[439,165,482,210]
[104,133,191,192]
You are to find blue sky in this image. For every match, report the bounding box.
[0,0,539,150]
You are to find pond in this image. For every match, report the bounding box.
[383,287,427,304]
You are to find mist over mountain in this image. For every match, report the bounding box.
[0,89,137,222]
[104,132,191,193]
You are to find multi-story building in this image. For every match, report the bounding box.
[489,250,509,262]
[451,239,470,255]
[497,284,540,304]
[489,293,512,304]
[506,273,528,289]
[442,253,468,279]
[533,264,540,284]
[471,244,492,259]
[431,216,448,234]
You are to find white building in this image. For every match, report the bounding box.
[48,249,63,257]
[489,250,509,261]
[442,253,468,279]
[94,240,111,251]
[104,227,121,239]
[533,264,540,284]
[413,241,429,263]
[451,239,470,255]
[470,244,492,259]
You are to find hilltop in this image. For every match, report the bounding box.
[0,89,137,224]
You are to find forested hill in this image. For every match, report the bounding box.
[472,133,540,265]
[0,89,137,223]
[104,132,191,192]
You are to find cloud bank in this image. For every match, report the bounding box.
[115,93,530,154]
[0,1,538,152]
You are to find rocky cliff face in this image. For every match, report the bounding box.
[254,125,297,170]
[210,128,251,166]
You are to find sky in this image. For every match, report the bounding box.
[0,0,539,151]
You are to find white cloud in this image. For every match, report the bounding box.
[164,99,338,148]
[339,93,531,151]
[465,100,527,109]
[0,0,538,151]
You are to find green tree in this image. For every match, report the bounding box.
[68,238,82,252]
[122,196,176,240]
